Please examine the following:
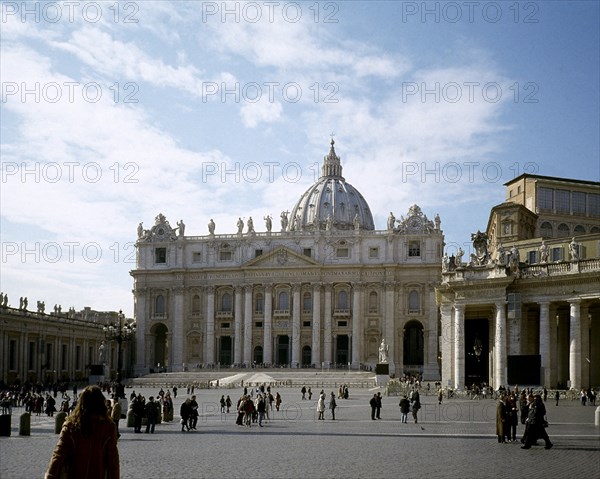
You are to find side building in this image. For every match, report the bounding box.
[0,296,135,386]
[437,174,600,391]
[131,141,444,379]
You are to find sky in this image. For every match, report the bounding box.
[1,0,599,317]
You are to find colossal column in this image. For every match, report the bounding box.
[311,283,321,367]
[440,303,453,387]
[384,282,395,374]
[494,300,507,388]
[205,286,215,366]
[234,286,243,366]
[454,303,465,389]
[171,286,184,372]
[291,284,301,368]
[351,283,362,368]
[569,299,582,390]
[539,301,551,387]
[243,285,253,367]
[134,287,147,375]
[323,285,332,367]
[263,284,273,366]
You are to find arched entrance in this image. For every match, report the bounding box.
[465,318,489,386]
[302,346,311,367]
[403,321,424,373]
[219,336,232,366]
[276,335,289,366]
[151,323,168,371]
[254,346,263,365]
[335,335,349,366]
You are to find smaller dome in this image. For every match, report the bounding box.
[288,140,374,232]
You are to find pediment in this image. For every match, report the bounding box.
[244,246,320,268]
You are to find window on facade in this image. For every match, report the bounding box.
[278,291,289,310]
[408,290,420,313]
[255,322,263,328]
[303,248,312,257]
[557,223,570,238]
[502,223,512,236]
[408,241,421,257]
[555,189,570,213]
[155,247,167,264]
[221,293,232,312]
[303,320,311,327]
[75,345,81,370]
[255,294,264,313]
[221,322,230,329]
[368,291,378,313]
[574,225,586,234]
[336,248,349,258]
[219,250,232,261]
[369,247,379,258]
[192,252,202,263]
[572,192,586,215]
[589,193,600,217]
[551,247,563,262]
[155,295,165,315]
[537,187,553,210]
[527,250,538,264]
[591,226,600,234]
[540,222,553,238]
[337,291,348,309]
[303,292,312,312]
[255,249,263,258]
[192,295,200,313]
[337,321,348,327]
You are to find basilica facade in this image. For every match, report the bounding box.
[131,141,444,379]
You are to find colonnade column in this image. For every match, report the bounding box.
[454,303,465,389]
[234,286,243,366]
[311,283,321,367]
[440,303,453,387]
[171,286,184,372]
[569,299,581,390]
[205,286,215,366]
[384,282,395,375]
[351,283,362,369]
[263,285,273,366]
[243,285,253,367]
[134,287,147,375]
[494,300,507,388]
[539,301,551,387]
[323,285,332,368]
[291,284,301,368]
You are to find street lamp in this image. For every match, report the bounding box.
[103,310,136,398]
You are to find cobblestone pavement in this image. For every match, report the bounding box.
[1,386,598,479]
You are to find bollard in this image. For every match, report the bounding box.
[595,406,600,426]
[0,414,11,437]
[19,412,31,436]
[54,412,67,434]
[126,409,135,428]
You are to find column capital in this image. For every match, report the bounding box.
[171,286,185,294]
[454,303,466,314]
[206,285,215,295]
[263,283,273,293]
[312,282,322,292]
[292,283,302,293]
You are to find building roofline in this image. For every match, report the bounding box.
[504,173,600,188]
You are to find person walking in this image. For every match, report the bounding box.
[256,394,266,427]
[111,396,122,439]
[555,390,560,406]
[369,394,378,420]
[410,389,421,424]
[45,385,119,479]
[399,395,410,423]
[145,396,159,434]
[329,392,337,420]
[225,395,232,413]
[180,398,191,432]
[189,395,199,430]
[522,394,553,449]
[317,391,326,420]
[275,392,282,412]
[496,394,507,443]
[375,392,382,419]
[301,386,307,400]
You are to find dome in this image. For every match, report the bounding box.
[287,140,375,232]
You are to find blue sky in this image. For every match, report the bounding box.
[1,1,599,316]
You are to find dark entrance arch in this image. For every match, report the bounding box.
[254,346,263,365]
[151,323,168,371]
[219,336,232,366]
[302,346,311,367]
[276,335,289,366]
[465,318,489,386]
[336,335,349,365]
[403,321,424,367]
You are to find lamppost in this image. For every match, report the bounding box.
[103,310,136,399]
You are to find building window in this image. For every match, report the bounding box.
[255,249,263,258]
[368,291,378,313]
[557,223,570,238]
[336,248,349,258]
[303,248,312,257]
[219,250,232,261]
[155,295,165,316]
[572,192,586,215]
[555,189,570,213]
[337,321,348,327]
[551,247,563,262]
[369,247,379,258]
[408,290,420,313]
[221,293,232,312]
[527,250,538,264]
[155,247,166,264]
[303,292,312,312]
[255,322,263,328]
[540,221,553,238]
[591,226,600,233]
[408,241,420,257]
[537,187,553,210]
[574,225,586,234]
[255,294,264,313]
[303,320,311,328]
[278,291,289,310]
[192,252,202,263]
[337,291,348,309]
[221,322,230,329]
[502,223,512,236]
[192,295,200,313]
[589,193,600,217]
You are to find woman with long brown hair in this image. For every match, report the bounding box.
[45,385,120,479]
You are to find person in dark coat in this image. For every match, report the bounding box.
[496,394,507,443]
[522,394,552,449]
[180,398,191,432]
[329,392,337,420]
[375,392,382,419]
[410,389,421,424]
[132,394,145,434]
[145,396,159,434]
[399,395,410,423]
[369,394,377,420]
